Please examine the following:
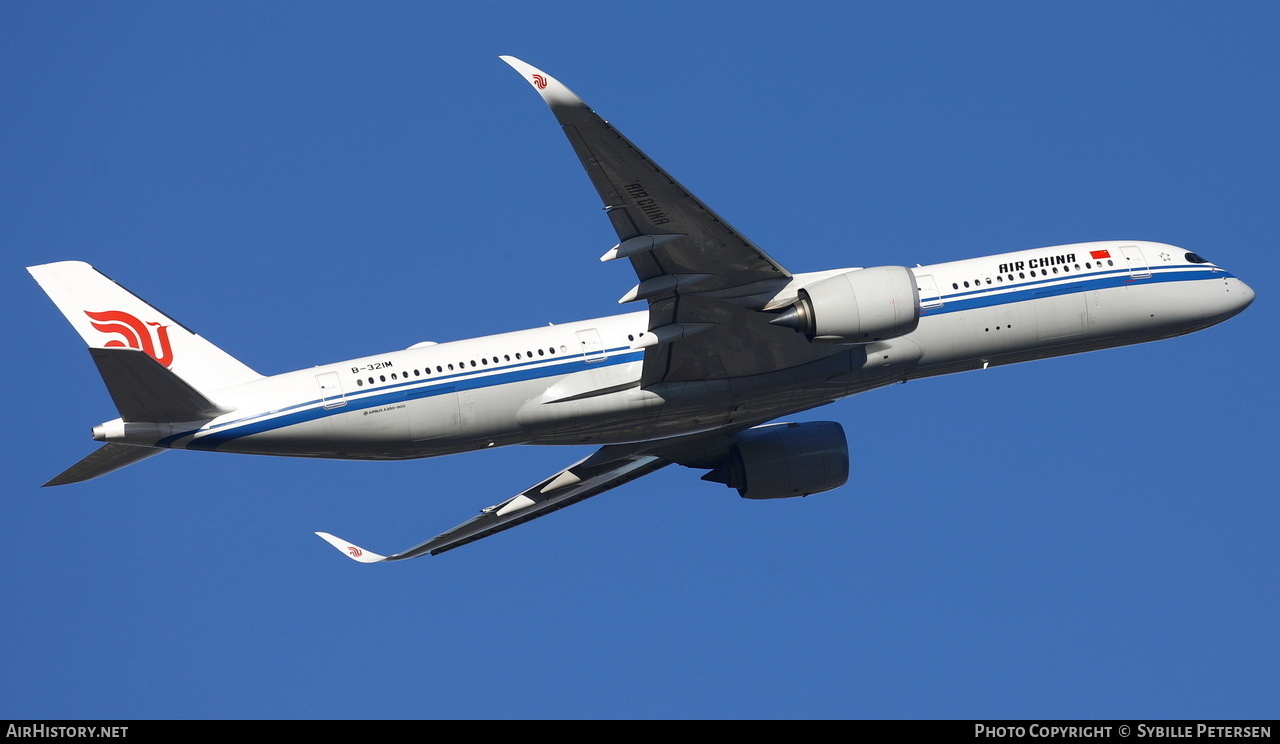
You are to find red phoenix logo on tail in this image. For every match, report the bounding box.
[531,73,548,89]
[347,546,363,558]
[84,310,175,368]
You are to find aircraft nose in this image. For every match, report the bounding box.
[1237,278,1256,311]
[1212,275,1254,323]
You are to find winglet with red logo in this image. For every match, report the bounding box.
[499,56,586,111]
[314,532,388,563]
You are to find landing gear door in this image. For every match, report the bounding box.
[316,371,346,409]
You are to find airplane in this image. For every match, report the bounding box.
[28,56,1255,562]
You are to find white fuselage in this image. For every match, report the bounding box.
[94,240,1252,460]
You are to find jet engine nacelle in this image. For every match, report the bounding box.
[702,421,849,500]
[772,266,921,343]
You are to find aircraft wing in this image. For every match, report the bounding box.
[501,57,834,384]
[316,447,668,561]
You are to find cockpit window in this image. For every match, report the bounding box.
[1186,252,1210,264]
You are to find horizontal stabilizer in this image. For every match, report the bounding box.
[44,443,164,487]
[91,347,233,423]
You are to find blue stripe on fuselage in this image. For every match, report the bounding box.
[171,346,644,450]
[170,266,1224,450]
[919,265,1227,316]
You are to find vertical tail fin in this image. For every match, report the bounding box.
[27,261,261,392]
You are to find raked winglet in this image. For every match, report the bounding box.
[314,532,388,563]
[499,56,587,110]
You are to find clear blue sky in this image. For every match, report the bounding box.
[3,2,1276,719]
